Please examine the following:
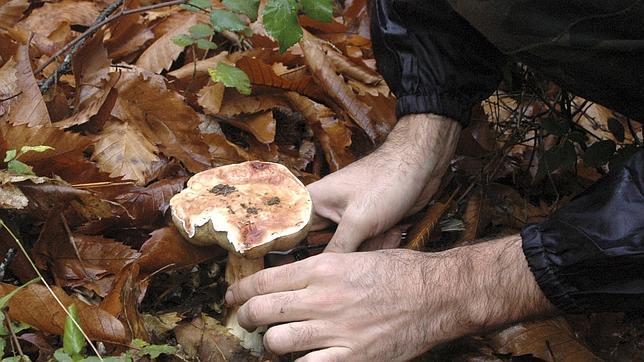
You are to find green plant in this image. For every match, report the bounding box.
[53,305,176,362]
[3,146,53,175]
[172,0,332,94]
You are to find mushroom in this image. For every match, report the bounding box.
[169,161,312,354]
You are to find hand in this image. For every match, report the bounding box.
[308,114,461,252]
[226,235,556,361]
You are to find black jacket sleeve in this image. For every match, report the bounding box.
[369,0,505,126]
[521,148,644,314]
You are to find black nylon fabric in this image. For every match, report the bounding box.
[521,149,644,313]
[369,0,505,125]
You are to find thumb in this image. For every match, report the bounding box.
[324,214,371,253]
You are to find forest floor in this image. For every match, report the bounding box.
[0,0,642,361]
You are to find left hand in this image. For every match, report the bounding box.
[225,236,556,361]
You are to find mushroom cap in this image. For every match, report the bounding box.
[170,161,312,258]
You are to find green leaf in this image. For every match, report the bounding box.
[3,149,16,163]
[263,0,302,52]
[63,304,85,356]
[18,145,53,154]
[171,34,195,47]
[189,23,214,39]
[181,0,213,12]
[223,0,260,21]
[607,118,625,142]
[0,278,41,310]
[583,140,616,168]
[210,9,247,32]
[7,160,34,175]
[54,349,73,362]
[140,344,176,359]
[301,0,333,22]
[82,357,128,362]
[0,338,5,357]
[2,356,31,362]
[208,63,252,95]
[196,39,217,50]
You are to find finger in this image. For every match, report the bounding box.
[324,214,371,253]
[295,347,353,362]
[237,290,313,331]
[226,261,310,305]
[263,320,339,355]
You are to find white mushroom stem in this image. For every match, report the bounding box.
[225,253,266,355]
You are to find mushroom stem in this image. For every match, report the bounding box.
[225,253,265,355]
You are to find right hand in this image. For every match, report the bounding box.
[308,114,461,253]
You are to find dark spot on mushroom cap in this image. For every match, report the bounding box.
[210,184,237,196]
[265,197,281,206]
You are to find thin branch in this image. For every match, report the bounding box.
[5,313,26,359]
[38,0,126,93]
[0,92,23,104]
[35,0,188,77]
[0,248,16,281]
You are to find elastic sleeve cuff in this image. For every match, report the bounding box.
[395,94,467,122]
[521,224,584,314]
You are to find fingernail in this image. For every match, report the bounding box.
[225,290,233,305]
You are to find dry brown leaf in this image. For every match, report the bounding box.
[104,0,155,60]
[175,314,258,361]
[72,30,111,105]
[300,31,385,143]
[0,124,92,163]
[92,120,162,185]
[21,1,98,39]
[0,283,129,343]
[167,52,229,80]
[0,0,28,29]
[489,317,601,361]
[0,45,51,127]
[198,81,225,115]
[136,227,225,273]
[220,111,276,144]
[112,69,212,173]
[136,13,198,73]
[324,46,382,85]
[286,92,355,171]
[236,56,324,100]
[33,215,139,296]
[460,188,485,242]
[55,74,118,129]
[115,177,187,228]
[218,92,290,117]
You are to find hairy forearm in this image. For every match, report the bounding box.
[420,235,556,347]
[377,114,461,181]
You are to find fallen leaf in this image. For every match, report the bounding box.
[300,31,385,143]
[143,312,182,338]
[167,52,229,80]
[218,91,290,117]
[0,283,129,343]
[0,45,51,127]
[219,111,277,144]
[92,119,162,185]
[405,201,451,251]
[115,177,187,228]
[136,227,225,274]
[104,0,155,60]
[489,317,601,361]
[136,13,199,73]
[0,0,28,29]
[174,314,258,361]
[197,81,226,115]
[286,92,355,171]
[21,1,98,39]
[112,69,212,173]
[324,46,381,85]
[236,55,324,100]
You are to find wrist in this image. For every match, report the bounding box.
[378,114,461,180]
[457,235,557,331]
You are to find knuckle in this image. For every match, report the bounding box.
[244,297,264,325]
[254,270,271,294]
[263,327,289,355]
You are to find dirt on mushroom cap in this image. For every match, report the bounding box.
[170,161,312,253]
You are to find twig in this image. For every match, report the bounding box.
[39,0,126,93]
[0,248,16,281]
[0,92,23,104]
[0,219,104,361]
[35,0,188,78]
[4,313,26,359]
